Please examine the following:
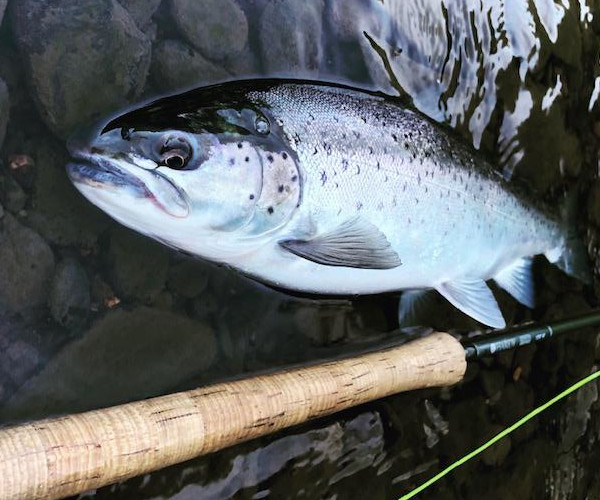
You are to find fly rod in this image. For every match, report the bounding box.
[0,310,599,500]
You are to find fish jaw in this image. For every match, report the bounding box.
[67,151,190,219]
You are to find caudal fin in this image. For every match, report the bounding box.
[547,189,592,284]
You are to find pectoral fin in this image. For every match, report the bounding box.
[436,279,506,329]
[279,217,401,269]
[494,257,535,308]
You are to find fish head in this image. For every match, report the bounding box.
[67,85,301,261]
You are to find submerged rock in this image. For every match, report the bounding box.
[10,0,151,138]
[170,0,248,61]
[118,0,161,31]
[0,307,218,421]
[0,168,27,213]
[0,77,8,150]
[48,257,90,328]
[0,213,55,315]
[260,0,324,74]
[105,227,169,302]
[28,138,109,247]
[167,259,210,298]
[150,39,229,92]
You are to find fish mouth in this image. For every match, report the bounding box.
[67,151,190,218]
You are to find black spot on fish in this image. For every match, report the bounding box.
[268,207,274,214]
[267,154,274,163]
[245,156,250,162]
[356,201,363,211]
[404,142,409,149]
[415,198,419,205]
[229,158,235,166]
[376,161,381,170]
[368,146,374,154]
[249,194,255,200]
[320,170,327,185]
[291,175,298,182]
[342,159,349,172]
[356,165,361,175]
[313,146,318,155]
[278,185,284,193]
[391,134,398,142]
[282,152,288,160]
[237,143,243,149]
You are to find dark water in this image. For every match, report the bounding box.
[0,0,600,499]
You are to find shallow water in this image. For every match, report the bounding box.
[0,0,599,498]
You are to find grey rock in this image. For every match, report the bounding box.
[327,0,373,42]
[0,213,55,314]
[222,46,260,77]
[150,39,229,93]
[1,307,218,420]
[105,227,169,301]
[48,257,90,328]
[170,0,248,61]
[260,0,324,74]
[167,259,210,298]
[0,77,8,150]
[10,0,151,139]
[118,0,161,30]
[0,169,27,213]
[28,138,109,247]
[0,0,6,26]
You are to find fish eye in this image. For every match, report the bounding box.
[158,134,193,170]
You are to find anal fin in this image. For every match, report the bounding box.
[493,257,535,308]
[436,279,506,329]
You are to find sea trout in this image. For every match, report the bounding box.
[67,80,589,328]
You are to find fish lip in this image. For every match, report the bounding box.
[67,151,190,218]
[66,151,149,198]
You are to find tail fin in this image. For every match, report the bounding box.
[548,188,592,284]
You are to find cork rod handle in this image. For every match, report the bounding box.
[0,332,466,500]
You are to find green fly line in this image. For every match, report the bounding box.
[400,367,600,500]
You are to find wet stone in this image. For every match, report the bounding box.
[0,169,27,213]
[167,260,211,299]
[260,0,324,74]
[105,228,169,302]
[118,0,161,31]
[0,0,6,25]
[0,77,8,151]
[0,213,55,315]
[150,39,229,93]
[170,0,249,61]
[0,307,218,421]
[10,0,151,138]
[587,179,600,227]
[28,139,109,247]
[48,257,90,329]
